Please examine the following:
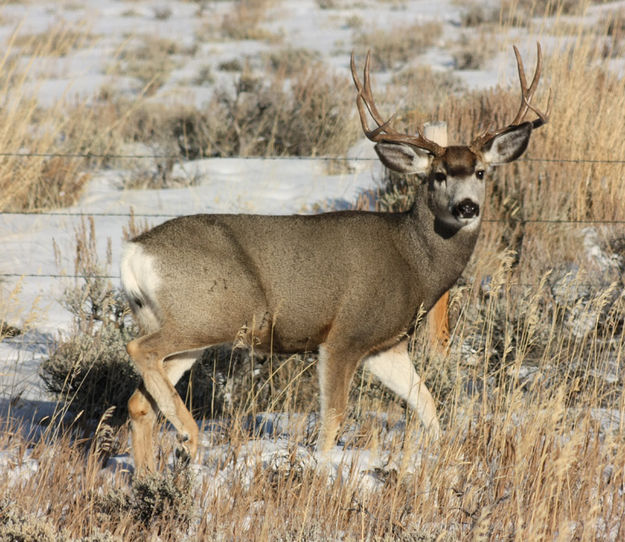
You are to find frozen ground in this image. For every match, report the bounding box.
[0,0,481,409]
[0,155,383,400]
[1,0,623,488]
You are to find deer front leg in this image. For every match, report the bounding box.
[317,344,363,451]
[364,340,440,439]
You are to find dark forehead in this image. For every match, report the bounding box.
[440,146,478,177]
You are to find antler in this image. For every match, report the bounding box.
[350,51,445,157]
[471,42,551,149]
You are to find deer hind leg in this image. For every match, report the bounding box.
[127,333,203,469]
[128,350,202,473]
[363,340,440,439]
[128,384,158,473]
[164,351,204,463]
[164,350,203,387]
[317,344,364,451]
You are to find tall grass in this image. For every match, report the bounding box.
[4,278,625,539]
[3,2,625,540]
[0,24,110,211]
[0,31,360,208]
[353,21,443,70]
[9,224,625,540]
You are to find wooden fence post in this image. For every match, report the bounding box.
[423,122,450,351]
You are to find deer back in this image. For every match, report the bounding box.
[123,201,477,354]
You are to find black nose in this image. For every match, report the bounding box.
[453,199,480,219]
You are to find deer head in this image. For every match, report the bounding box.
[351,44,550,230]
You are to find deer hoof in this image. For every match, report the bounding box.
[174,442,191,468]
[176,431,190,443]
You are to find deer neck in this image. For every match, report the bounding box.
[402,182,481,309]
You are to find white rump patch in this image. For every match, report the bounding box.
[120,242,162,331]
[120,242,160,301]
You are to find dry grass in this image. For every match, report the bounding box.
[353,21,443,70]
[385,66,465,116]
[460,1,612,30]
[112,36,196,95]
[451,33,500,70]
[263,47,321,76]
[460,3,501,27]
[0,99,91,210]
[3,4,625,541]
[199,0,281,42]
[502,0,596,19]
[5,277,625,539]
[13,20,95,57]
[111,59,359,167]
[197,64,360,158]
[0,42,361,209]
[0,24,107,210]
[599,9,625,58]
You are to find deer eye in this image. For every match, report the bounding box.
[475,169,485,179]
[434,172,447,183]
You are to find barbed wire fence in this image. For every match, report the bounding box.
[2,151,625,281]
[2,150,625,164]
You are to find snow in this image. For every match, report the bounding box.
[1,0,623,494]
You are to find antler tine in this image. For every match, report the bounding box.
[528,86,551,129]
[510,42,544,126]
[351,51,398,140]
[472,42,550,149]
[362,52,394,130]
[350,52,374,138]
[350,51,444,156]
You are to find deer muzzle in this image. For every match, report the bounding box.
[452,199,480,220]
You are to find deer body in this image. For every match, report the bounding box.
[122,46,549,472]
[125,198,478,354]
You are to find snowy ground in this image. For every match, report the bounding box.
[1,0,623,490]
[0,155,383,400]
[1,0,475,410]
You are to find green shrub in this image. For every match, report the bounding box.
[94,468,194,529]
[40,220,139,424]
[0,499,58,542]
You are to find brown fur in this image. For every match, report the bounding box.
[123,179,478,470]
[122,110,537,473]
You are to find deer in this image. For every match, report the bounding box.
[121,44,550,472]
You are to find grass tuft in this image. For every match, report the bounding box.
[353,21,443,70]
[95,468,194,529]
[13,20,96,57]
[3,2,625,540]
[0,498,58,542]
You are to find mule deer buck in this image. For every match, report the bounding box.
[121,44,549,472]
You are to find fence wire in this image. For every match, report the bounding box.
[2,212,625,225]
[0,272,118,279]
[2,152,625,281]
[2,150,625,165]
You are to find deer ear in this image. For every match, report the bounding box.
[481,122,532,165]
[374,142,433,174]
